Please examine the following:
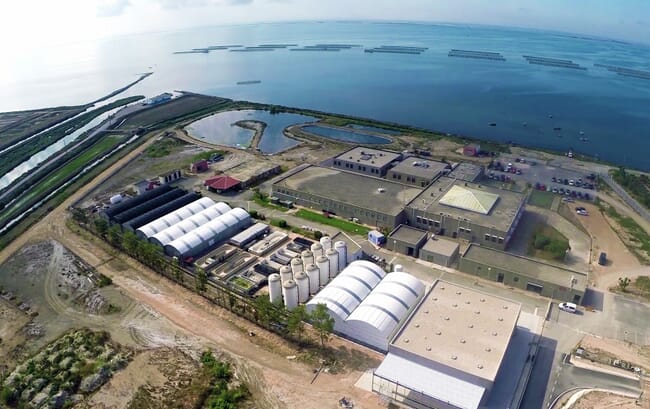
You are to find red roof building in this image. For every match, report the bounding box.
[204,175,241,193]
[463,144,481,157]
[190,159,209,173]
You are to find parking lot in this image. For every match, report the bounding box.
[486,154,597,201]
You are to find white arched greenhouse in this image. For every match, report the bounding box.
[135,197,216,240]
[306,261,425,351]
[164,207,251,259]
[149,202,232,247]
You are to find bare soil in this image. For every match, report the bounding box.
[580,335,650,373]
[570,391,642,409]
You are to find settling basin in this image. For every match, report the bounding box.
[301,125,392,144]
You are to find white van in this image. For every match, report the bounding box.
[558,302,577,313]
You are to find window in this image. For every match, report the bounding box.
[434,221,440,227]
[465,228,471,234]
[491,235,497,242]
[498,237,504,244]
[485,234,490,241]
[416,216,422,224]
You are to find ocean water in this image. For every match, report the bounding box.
[3,22,650,170]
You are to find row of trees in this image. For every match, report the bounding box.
[81,213,335,349]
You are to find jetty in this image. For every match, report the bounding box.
[523,55,587,70]
[448,49,506,61]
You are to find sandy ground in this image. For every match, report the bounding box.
[0,130,384,409]
[575,202,650,289]
[580,335,650,372]
[569,391,643,409]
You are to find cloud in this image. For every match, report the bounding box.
[97,0,131,17]
[153,0,253,9]
[228,0,253,4]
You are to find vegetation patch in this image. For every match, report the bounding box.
[611,167,650,210]
[144,137,186,158]
[294,209,370,236]
[528,190,555,209]
[600,203,650,263]
[191,149,226,162]
[0,329,131,408]
[252,190,288,212]
[527,223,570,261]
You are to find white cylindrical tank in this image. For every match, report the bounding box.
[305,263,320,294]
[334,241,348,270]
[301,250,314,267]
[290,257,303,276]
[109,194,123,205]
[394,264,403,273]
[282,280,298,310]
[294,272,310,303]
[326,248,339,278]
[268,274,282,303]
[319,236,332,250]
[310,243,323,257]
[279,266,293,284]
[316,255,330,286]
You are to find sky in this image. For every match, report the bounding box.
[1,0,649,50]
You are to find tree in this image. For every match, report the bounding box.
[94,217,108,237]
[618,277,631,292]
[313,230,323,240]
[122,231,140,257]
[287,305,309,343]
[196,267,208,292]
[310,303,334,348]
[253,296,283,328]
[277,219,288,228]
[107,225,122,247]
[71,208,88,224]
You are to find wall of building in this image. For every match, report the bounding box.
[332,159,390,177]
[271,186,403,229]
[458,257,585,304]
[419,247,459,267]
[387,236,427,258]
[372,375,462,409]
[386,170,432,187]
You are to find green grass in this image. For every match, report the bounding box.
[253,197,288,212]
[527,223,570,261]
[144,137,186,158]
[191,149,226,162]
[528,190,556,209]
[231,276,253,290]
[294,209,370,236]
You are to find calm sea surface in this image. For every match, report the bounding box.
[3,22,650,169]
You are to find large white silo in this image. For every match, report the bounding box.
[282,280,299,310]
[294,272,310,303]
[279,266,293,284]
[334,241,348,270]
[301,250,314,267]
[316,255,330,287]
[290,257,303,276]
[305,263,320,294]
[319,236,332,250]
[268,273,282,304]
[326,248,339,278]
[310,242,323,258]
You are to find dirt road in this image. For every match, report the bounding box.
[0,130,383,409]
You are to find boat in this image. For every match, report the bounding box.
[553,127,562,131]
[522,122,528,127]
[548,114,554,119]
[579,130,585,135]
[488,123,497,127]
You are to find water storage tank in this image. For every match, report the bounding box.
[110,194,123,205]
[319,236,332,250]
[282,280,298,310]
[316,255,330,287]
[326,248,339,278]
[279,266,293,284]
[294,272,310,303]
[310,243,323,257]
[305,263,320,294]
[394,264,403,273]
[268,274,282,303]
[334,241,348,270]
[301,250,314,267]
[290,257,303,276]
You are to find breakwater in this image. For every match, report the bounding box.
[448,49,506,61]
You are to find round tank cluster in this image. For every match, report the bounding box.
[268,273,282,303]
[305,263,320,294]
[290,257,303,276]
[319,236,332,250]
[279,265,293,284]
[294,272,310,303]
[301,250,314,267]
[310,242,323,257]
[334,241,348,271]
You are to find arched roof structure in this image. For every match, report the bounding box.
[136,197,215,239]
[150,202,231,246]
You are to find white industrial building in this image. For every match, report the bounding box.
[372,281,521,409]
[135,197,216,239]
[164,207,251,259]
[306,261,426,352]
[149,202,232,247]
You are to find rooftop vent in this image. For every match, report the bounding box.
[498,317,504,321]
[404,338,410,343]
[475,311,480,315]
[432,298,437,301]
[452,304,458,308]
[492,332,498,336]
[444,316,450,321]
[451,355,458,360]
[480,298,486,302]
[468,324,474,328]
[436,331,442,335]
[440,286,445,290]
[477,364,484,369]
[503,305,509,309]
[460,339,466,344]
[415,323,420,328]
[424,310,429,314]
[465,301,471,304]
[456,291,462,295]
[485,347,491,352]
[426,346,432,351]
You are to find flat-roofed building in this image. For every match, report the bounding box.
[459,244,587,304]
[332,147,402,177]
[447,162,484,182]
[419,237,460,267]
[406,177,527,250]
[387,225,428,258]
[372,280,521,409]
[271,165,422,229]
[387,157,449,187]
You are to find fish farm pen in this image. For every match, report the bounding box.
[594,63,650,80]
[448,49,506,61]
[365,45,428,55]
[523,55,587,70]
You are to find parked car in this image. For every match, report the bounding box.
[559,302,577,313]
[598,252,607,266]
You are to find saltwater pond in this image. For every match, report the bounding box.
[185,110,317,154]
[301,125,392,144]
